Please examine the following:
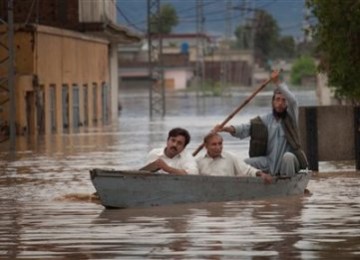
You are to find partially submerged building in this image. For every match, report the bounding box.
[118,33,254,91]
[0,0,141,135]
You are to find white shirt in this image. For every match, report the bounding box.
[146,148,199,175]
[196,151,259,177]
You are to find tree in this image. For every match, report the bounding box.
[271,36,295,60]
[290,55,316,86]
[307,0,360,103]
[149,3,178,34]
[296,40,317,58]
[234,10,280,66]
[253,10,279,65]
[234,24,252,49]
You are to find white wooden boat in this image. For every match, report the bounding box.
[90,169,311,209]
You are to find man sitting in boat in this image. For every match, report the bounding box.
[215,70,308,177]
[142,127,199,175]
[197,133,272,184]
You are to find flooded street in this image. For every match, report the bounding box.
[1,89,360,259]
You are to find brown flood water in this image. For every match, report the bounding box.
[1,90,360,259]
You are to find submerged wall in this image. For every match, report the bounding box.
[299,106,360,171]
[0,25,110,135]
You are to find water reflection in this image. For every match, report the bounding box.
[95,205,194,258]
[250,197,304,259]
[1,89,360,259]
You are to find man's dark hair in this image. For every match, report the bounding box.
[168,127,191,146]
[203,132,222,144]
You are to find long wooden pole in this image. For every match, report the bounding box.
[192,76,273,156]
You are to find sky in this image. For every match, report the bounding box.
[116,0,307,40]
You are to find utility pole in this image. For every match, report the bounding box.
[240,0,249,49]
[233,0,257,86]
[8,0,16,151]
[249,1,256,86]
[221,0,232,96]
[195,0,205,98]
[303,1,312,43]
[0,0,16,151]
[147,0,165,117]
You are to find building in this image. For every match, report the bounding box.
[0,0,141,135]
[118,33,212,91]
[118,33,254,91]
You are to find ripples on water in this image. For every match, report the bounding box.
[1,89,360,259]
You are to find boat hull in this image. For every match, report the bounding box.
[90,169,311,209]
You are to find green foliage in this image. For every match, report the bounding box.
[186,80,223,96]
[234,25,252,49]
[253,10,279,63]
[296,40,317,57]
[203,81,222,96]
[307,0,360,103]
[149,3,178,34]
[290,56,316,86]
[271,36,295,60]
[234,9,296,63]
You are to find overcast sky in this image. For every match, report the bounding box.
[116,0,307,40]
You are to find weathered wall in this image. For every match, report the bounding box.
[0,0,79,30]
[36,26,109,134]
[164,69,193,90]
[79,0,116,23]
[203,61,253,86]
[35,26,109,85]
[316,73,335,105]
[0,0,116,30]
[299,106,360,170]
[0,25,110,135]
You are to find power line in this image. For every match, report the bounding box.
[115,0,261,31]
[257,0,278,9]
[172,0,218,15]
[112,0,146,32]
[115,0,302,37]
[24,0,37,25]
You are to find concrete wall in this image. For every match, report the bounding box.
[316,73,336,105]
[205,50,253,64]
[164,69,193,90]
[35,26,109,134]
[79,0,116,23]
[299,106,360,170]
[1,0,79,30]
[0,25,110,135]
[0,0,116,30]
[203,61,253,86]
[118,67,149,78]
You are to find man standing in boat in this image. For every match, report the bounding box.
[142,127,199,175]
[216,70,308,177]
[197,132,272,184]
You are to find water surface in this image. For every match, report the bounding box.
[1,89,359,259]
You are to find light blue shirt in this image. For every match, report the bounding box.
[232,83,298,174]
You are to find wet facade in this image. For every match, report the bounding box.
[0,25,110,135]
[0,0,141,136]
